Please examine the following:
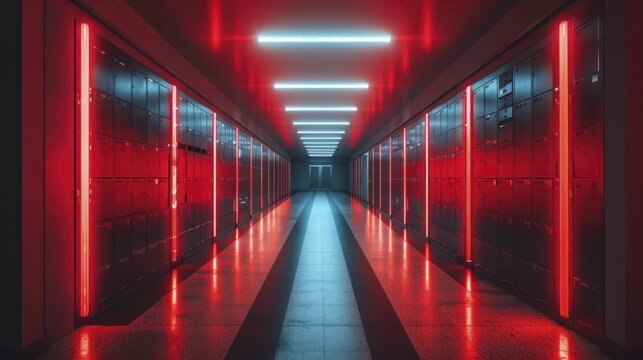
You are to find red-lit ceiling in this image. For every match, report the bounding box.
[126,0,517,157]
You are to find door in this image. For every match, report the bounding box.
[310,166,320,189]
[320,166,331,189]
[309,165,332,190]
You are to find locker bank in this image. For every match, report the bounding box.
[4,0,643,358]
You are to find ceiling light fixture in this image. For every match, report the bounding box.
[298,130,345,134]
[300,137,342,140]
[293,121,350,126]
[286,106,357,112]
[258,34,391,44]
[275,82,368,90]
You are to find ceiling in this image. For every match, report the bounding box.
[126,0,518,158]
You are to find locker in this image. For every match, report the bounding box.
[132,106,148,144]
[474,117,485,149]
[497,179,513,215]
[114,179,132,217]
[115,256,132,293]
[131,142,147,178]
[498,215,514,252]
[473,239,485,268]
[147,78,160,115]
[146,211,160,245]
[573,279,603,335]
[473,86,485,119]
[132,69,147,108]
[514,218,532,260]
[93,91,114,136]
[132,248,146,283]
[499,94,513,110]
[132,179,146,214]
[574,76,602,129]
[498,119,513,144]
[473,148,484,178]
[533,265,554,307]
[96,263,113,305]
[573,179,603,283]
[484,179,497,212]
[159,147,169,177]
[446,103,456,132]
[574,125,601,178]
[147,146,160,178]
[146,179,160,211]
[533,90,553,136]
[574,18,600,79]
[499,106,513,122]
[91,178,113,221]
[454,179,464,233]
[93,45,114,95]
[113,57,132,102]
[513,58,532,102]
[484,145,497,178]
[513,138,532,178]
[473,179,484,213]
[532,222,553,268]
[483,243,500,275]
[132,214,147,251]
[159,85,170,118]
[499,69,513,94]
[533,135,553,178]
[484,114,498,145]
[114,99,132,140]
[159,208,170,240]
[159,238,170,266]
[114,139,132,178]
[159,117,170,147]
[484,79,498,115]
[515,257,532,295]
[533,179,553,222]
[91,134,114,178]
[95,220,114,267]
[499,251,515,285]
[533,44,554,95]
[454,152,464,179]
[514,179,532,219]
[498,143,513,178]
[513,99,532,140]
[147,113,160,146]
[114,218,133,260]
[483,212,498,246]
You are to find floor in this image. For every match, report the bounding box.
[41,192,610,360]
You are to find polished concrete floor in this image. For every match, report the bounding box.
[41,192,610,360]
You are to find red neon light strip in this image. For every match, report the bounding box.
[379,144,382,209]
[171,85,178,262]
[260,144,263,209]
[389,137,392,215]
[235,127,239,224]
[558,20,570,319]
[425,113,430,238]
[250,137,253,214]
[80,23,90,318]
[403,128,407,224]
[465,86,473,263]
[213,113,217,238]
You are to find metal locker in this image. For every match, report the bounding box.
[499,106,513,122]
[573,278,604,335]
[146,212,159,249]
[484,79,498,115]
[484,179,497,212]
[113,57,132,102]
[132,106,148,144]
[498,215,514,252]
[533,265,554,308]
[131,143,147,178]
[573,179,603,284]
[515,257,532,295]
[499,95,513,110]
[532,222,553,268]
[114,99,132,140]
[533,179,553,222]
[498,143,513,178]
[447,103,456,132]
[473,239,485,268]
[473,179,484,213]
[132,214,147,251]
[114,217,133,260]
[498,119,514,144]
[132,69,147,108]
[91,178,114,221]
[574,125,601,178]
[533,44,554,96]
[574,76,602,129]
[159,117,169,147]
[483,212,498,246]
[92,134,114,178]
[514,179,532,219]
[159,85,170,118]
[186,102,194,132]
[574,18,600,80]
[474,117,485,149]
[497,179,513,215]
[513,58,532,103]
[473,148,484,178]
[96,262,114,305]
[514,218,532,260]
[159,147,169,178]
[513,99,532,140]
[454,179,464,233]
[115,255,132,293]
[454,152,464,179]
[499,69,513,95]
[484,243,500,276]
[146,113,160,146]
[484,145,497,178]
[484,113,498,145]
[93,45,114,95]
[146,78,160,115]
[114,179,132,217]
[533,135,554,178]
[499,251,515,285]
[132,179,146,214]
[159,238,170,267]
[533,90,554,136]
[96,220,114,269]
[114,139,132,178]
[146,179,160,211]
[132,247,146,283]
[474,86,485,119]
[93,91,114,136]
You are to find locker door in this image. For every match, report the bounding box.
[533,44,554,96]
[93,45,114,95]
[533,90,554,137]
[573,179,603,284]
[513,58,532,103]
[573,125,601,178]
[114,99,132,140]
[132,69,147,108]
[498,142,513,178]
[533,135,553,178]
[114,57,132,102]
[484,79,498,115]
[93,91,114,137]
[484,114,498,146]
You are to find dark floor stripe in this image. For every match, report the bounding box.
[225,193,316,360]
[327,193,419,360]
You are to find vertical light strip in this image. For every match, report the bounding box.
[371,150,374,205]
[425,113,430,238]
[558,20,570,319]
[250,137,253,214]
[235,127,239,224]
[79,22,90,318]
[260,144,263,209]
[389,137,392,215]
[403,128,407,224]
[379,144,382,209]
[171,85,178,262]
[213,113,217,238]
[465,86,473,263]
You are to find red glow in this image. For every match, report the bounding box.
[210,0,221,49]
[558,20,570,319]
[235,127,239,225]
[464,86,473,263]
[389,137,392,215]
[171,85,178,262]
[403,128,407,224]
[425,113,429,238]
[79,22,90,318]
[213,113,217,238]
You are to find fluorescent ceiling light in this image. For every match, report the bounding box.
[286,106,357,112]
[305,146,337,149]
[275,82,368,90]
[293,121,350,126]
[300,137,342,140]
[298,130,345,134]
[258,34,391,44]
[308,154,334,157]
[303,141,339,145]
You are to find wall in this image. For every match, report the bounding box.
[291,157,349,192]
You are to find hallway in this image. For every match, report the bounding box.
[41,192,607,359]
